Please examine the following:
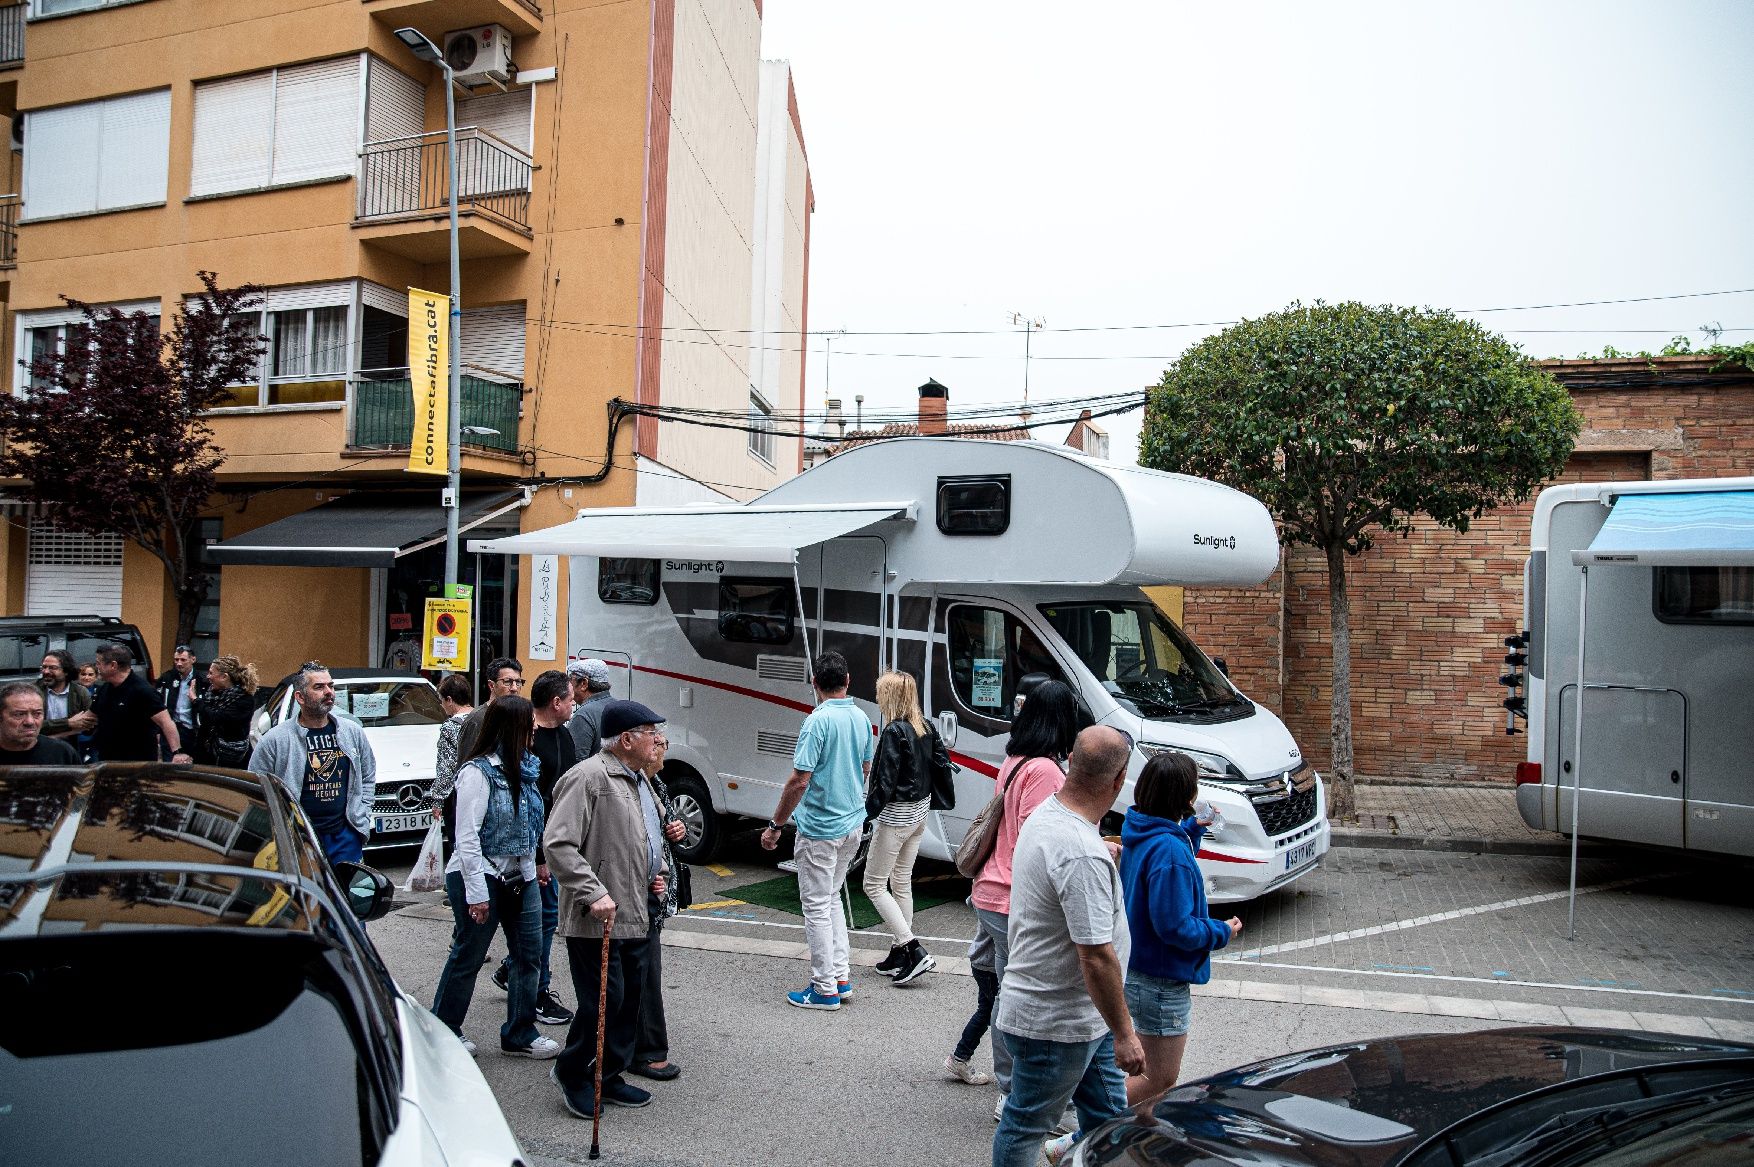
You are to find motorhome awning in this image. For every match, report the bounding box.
[208,491,526,568]
[1571,490,1754,567]
[468,501,915,562]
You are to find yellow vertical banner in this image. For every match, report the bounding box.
[408,287,449,476]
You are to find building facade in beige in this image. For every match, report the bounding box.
[0,0,811,680]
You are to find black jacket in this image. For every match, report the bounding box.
[156,667,209,727]
[197,686,255,759]
[866,719,956,820]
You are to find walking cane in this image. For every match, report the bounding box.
[589,915,612,1160]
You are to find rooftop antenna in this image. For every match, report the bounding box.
[855,393,864,430]
[1008,311,1045,423]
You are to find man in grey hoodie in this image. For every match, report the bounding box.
[249,663,377,866]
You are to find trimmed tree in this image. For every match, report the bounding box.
[0,272,264,648]
[1140,301,1580,821]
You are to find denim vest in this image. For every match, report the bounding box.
[474,753,546,858]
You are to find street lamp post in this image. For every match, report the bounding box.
[395,27,464,590]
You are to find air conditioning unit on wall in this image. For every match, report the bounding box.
[443,25,514,88]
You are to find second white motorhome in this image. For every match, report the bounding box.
[473,438,1329,902]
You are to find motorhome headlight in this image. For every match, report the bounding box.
[1138,743,1235,781]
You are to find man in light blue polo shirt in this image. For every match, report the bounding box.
[760,650,873,1010]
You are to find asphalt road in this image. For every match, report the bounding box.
[366,832,1754,1166]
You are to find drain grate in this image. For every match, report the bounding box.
[1358,813,1399,831]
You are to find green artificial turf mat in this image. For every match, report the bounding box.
[715,871,962,930]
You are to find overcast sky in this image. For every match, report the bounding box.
[756,1,1754,465]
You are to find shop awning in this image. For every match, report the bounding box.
[209,491,526,568]
[468,501,915,562]
[1571,490,1754,568]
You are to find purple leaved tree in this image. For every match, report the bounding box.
[0,272,265,647]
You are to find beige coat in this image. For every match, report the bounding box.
[544,747,661,940]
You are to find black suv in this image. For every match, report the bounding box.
[0,615,154,683]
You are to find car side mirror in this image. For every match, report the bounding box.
[334,862,395,922]
[937,710,958,749]
[1213,657,1230,677]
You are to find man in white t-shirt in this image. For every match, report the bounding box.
[992,725,1143,1167]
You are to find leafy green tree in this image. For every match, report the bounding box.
[0,272,263,648]
[1141,302,1580,821]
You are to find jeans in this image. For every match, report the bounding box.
[634,895,668,1064]
[499,876,560,993]
[954,965,1000,1063]
[862,816,926,946]
[974,907,1014,1091]
[992,1032,1127,1167]
[556,929,654,1094]
[794,829,860,995]
[431,870,542,1051]
[318,824,365,868]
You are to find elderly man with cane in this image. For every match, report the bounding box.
[544,699,686,1128]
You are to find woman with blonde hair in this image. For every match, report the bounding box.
[200,654,260,768]
[864,669,952,986]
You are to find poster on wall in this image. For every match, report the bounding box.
[528,554,558,662]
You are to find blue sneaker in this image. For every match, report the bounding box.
[787,985,842,1010]
[837,980,852,1001]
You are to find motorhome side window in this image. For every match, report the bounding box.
[718,578,795,645]
[937,475,1010,536]
[946,605,1065,717]
[1653,566,1754,625]
[599,558,660,605]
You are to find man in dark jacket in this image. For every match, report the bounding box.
[155,645,209,762]
[37,649,95,742]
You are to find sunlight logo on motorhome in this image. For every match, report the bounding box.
[1193,533,1237,550]
[665,560,725,574]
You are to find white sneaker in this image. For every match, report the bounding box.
[502,1035,562,1060]
[944,1055,993,1086]
[994,1092,1007,1122]
[1043,1131,1077,1165]
[461,1037,478,1057]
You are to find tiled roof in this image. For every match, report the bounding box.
[829,422,1030,452]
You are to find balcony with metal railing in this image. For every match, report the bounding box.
[348,367,522,456]
[353,128,534,262]
[361,0,540,39]
[0,194,17,269]
[0,3,23,70]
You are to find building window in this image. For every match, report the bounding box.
[747,392,776,466]
[937,475,1011,536]
[218,288,354,408]
[190,57,362,199]
[1654,566,1754,625]
[21,89,171,220]
[16,303,160,395]
[28,0,152,16]
[599,558,659,606]
[718,578,794,645]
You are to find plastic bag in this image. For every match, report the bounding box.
[402,821,445,894]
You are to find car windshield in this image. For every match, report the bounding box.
[0,932,384,1167]
[336,680,444,728]
[1038,601,1244,721]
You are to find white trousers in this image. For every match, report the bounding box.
[793,829,861,995]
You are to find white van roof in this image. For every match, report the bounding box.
[471,438,1280,588]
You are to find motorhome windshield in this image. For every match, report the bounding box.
[1039,601,1249,722]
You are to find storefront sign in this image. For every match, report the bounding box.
[407,287,449,477]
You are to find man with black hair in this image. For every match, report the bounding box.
[0,682,82,765]
[93,646,186,763]
[457,657,524,763]
[492,669,577,1026]
[760,650,874,1010]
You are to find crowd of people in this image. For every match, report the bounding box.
[0,644,259,770]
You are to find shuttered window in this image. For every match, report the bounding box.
[190,56,363,198]
[14,300,161,394]
[457,89,533,153]
[27,520,124,618]
[22,90,171,220]
[366,57,425,143]
[456,89,533,200]
[461,304,526,381]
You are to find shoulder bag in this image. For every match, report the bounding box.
[953,757,1017,879]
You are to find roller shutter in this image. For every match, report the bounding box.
[27,520,124,617]
[461,304,525,381]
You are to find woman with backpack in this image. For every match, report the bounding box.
[865,670,953,986]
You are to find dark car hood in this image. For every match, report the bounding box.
[1078,1027,1754,1167]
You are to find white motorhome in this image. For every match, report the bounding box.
[473,438,1328,901]
[1516,475,1754,857]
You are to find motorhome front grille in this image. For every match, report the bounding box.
[1252,784,1319,836]
[756,730,800,758]
[756,655,809,683]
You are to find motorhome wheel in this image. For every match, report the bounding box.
[664,770,722,864]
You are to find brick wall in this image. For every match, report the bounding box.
[1180,357,1754,783]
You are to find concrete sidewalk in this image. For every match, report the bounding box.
[1336,780,1572,855]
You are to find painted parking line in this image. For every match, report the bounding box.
[705,864,734,877]
[1223,873,1661,961]
[685,898,747,911]
[1227,958,1753,1007]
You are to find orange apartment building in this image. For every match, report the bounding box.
[0,0,811,678]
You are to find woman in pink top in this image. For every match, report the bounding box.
[970,679,1079,1111]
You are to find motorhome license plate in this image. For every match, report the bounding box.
[375,812,429,834]
[1283,839,1318,871]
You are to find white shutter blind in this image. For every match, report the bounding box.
[360,281,407,317]
[461,304,526,380]
[97,90,172,210]
[191,73,274,196]
[264,280,351,312]
[23,103,102,219]
[366,58,425,143]
[458,89,533,152]
[27,521,124,617]
[271,56,361,186]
